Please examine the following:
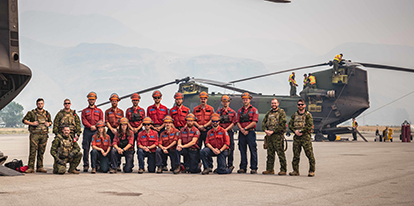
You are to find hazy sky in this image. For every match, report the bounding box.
[19,0,414,55]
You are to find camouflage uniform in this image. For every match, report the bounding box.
[288,110,315,173]
[50,133,82,174]
[262,108,287,172]
[22,109,52,170]
[53,109,82,137]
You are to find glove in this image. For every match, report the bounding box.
[57,158,65,165]
[68,151,76,159]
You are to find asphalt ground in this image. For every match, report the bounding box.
[0,132,413,206]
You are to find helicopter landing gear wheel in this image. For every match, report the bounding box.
[328,133,336,141]
[314,133,324,142]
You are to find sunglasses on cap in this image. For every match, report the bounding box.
[297,104,304,106]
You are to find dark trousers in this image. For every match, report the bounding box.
[200,148,232,174]
[110,148,134,173]
[82,128,97,168]
[238,130,258,170]
[227,130,235,167]
[90,149,110,173]
[197,130,208,149]
[155,148,179,169]
[179,148,201,173]
[137,148,156,173]
[107,129,116,144]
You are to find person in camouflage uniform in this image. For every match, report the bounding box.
[22,98,53,173]
[261,98,287,175]
[50,125,82,174]
[53,99,81,140]
[288,99,315,177]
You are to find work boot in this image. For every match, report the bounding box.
[184,167,190,173]
[202,167,212,175]
[250,170,257,174]
[117,166,121,172]
[109,168,116,174]
[68,169,80,174]
[173,167,181,174]
[91,168,96,174]
[156,167,163,174]
[262,170,274,175]
[138,168,145,174]
[36,168,47,173]
[237,169,246,173]
[83,166,88,172]
[162,166,168,171]
[213,168,218,174]
[289,171,300,176]
[229,166,235,173]
[25,168,35,173]
[278,171,287,176]
[308,172,315,177]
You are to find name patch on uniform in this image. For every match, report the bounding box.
[163,135,168,138]
[150,109,155,112]
[85,110,90,113]
[96,139,101,142]
[160,109,166,112]
[150,135,155,138]
[94,110,100,113]
[209,133,214,136]
[141,135,147,138]
[171,109,177,113]
[104,140,109,142]
[183,131,188,134]
[218,132,223,135]
[108,112,113,114]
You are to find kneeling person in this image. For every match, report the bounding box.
[156,115,180,174]
[201,113,234,175]
[90,120,111,173]
[177,113,201,173]
[110,117,134,173]
[50,125,82,174]
[137,117,159,174]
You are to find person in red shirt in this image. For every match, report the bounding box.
[169,92,190,130]
[90,120,111,173]
[81,92,103,172]
[201,113,234,175]
[137,117,159,174]
[236,92,259,174]
[155,115,180,174]
[216,95,236,169]
[147,90,168,133]
[125,93,145,150]
[193,91,214,149]
[105,93,124,143]
[177,113,201,174]
[109,117,134,173]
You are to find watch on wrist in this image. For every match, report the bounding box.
[299,130,302,133]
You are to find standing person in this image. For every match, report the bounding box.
[50,125,82,175]
[105,93,124,143]
[125,93,145,146]
[177,113,201,174]
[137,117,159,174]
[170,92,190,130]
[200,113,234,175]
[288,99,315,177]
[155,115,180,174]
[90,120,111,173]
[303,74,308,89]
[236,92,259,174]
[333,53,343,75]
[308,73,317,89]
[193,91,214,149]
[147,90,168,133]
[262,98,287,175]
[110,117,134,173]
[289,72,298,97]
[216,95,236,169]
[352,118,358,141]
[81,92,103,172]
[53,99,81,139]
[22,98,52,173]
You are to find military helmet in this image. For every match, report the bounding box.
[152,90,162,98]
[142,117,153,124]
[221,95,230,102]
[87,91,97,100]
[131,93,140,100]
[119,117,128,125]
[109,93,120,101]
[163,115,174,123]
[211,113,220,121]
[199,91,208,99]
[185,113,197,121]
[174,92,184,99]
[241,92,252,99]
[95,120,105,128]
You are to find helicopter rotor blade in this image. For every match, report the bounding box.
[357,63,414,73]
[191,78,257,94]
[95,77,190,108]
[191,78,231,86]
[229,63,329,84]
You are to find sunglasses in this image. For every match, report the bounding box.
[153,97,161,99]
[64,102,71,105]
[297,104,304,106]
[143,124,151,126]
[212,120,220,123]
[132,100,139,102]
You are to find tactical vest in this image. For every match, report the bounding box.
[180,128,199,149]
[118,132,132,148]
[266,110,280,131]
[129,108,142,122]
[240,107,252,123]
[293,111,307,130]
[57,135,73,158]
[28,109,48,134]
[59,110,76,132]
[219,110,231,124]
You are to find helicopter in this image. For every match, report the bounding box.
[96,60,414,142]
[0,0,32,110]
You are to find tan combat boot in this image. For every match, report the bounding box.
[308,172,315,177]
[262,170,275,175]
[36,168,47,173]
[25,168,35,173]
[91,168,96,174]
[68,169,80,174]
[278,171,287,175]
[289,171,300,176]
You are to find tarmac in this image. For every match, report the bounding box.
[1,132,414,206]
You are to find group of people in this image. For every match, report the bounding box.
[289,72,316,97]
[22,90,316,177]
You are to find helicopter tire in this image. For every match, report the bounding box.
[327,133,336,142]
[314,133,324,142]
